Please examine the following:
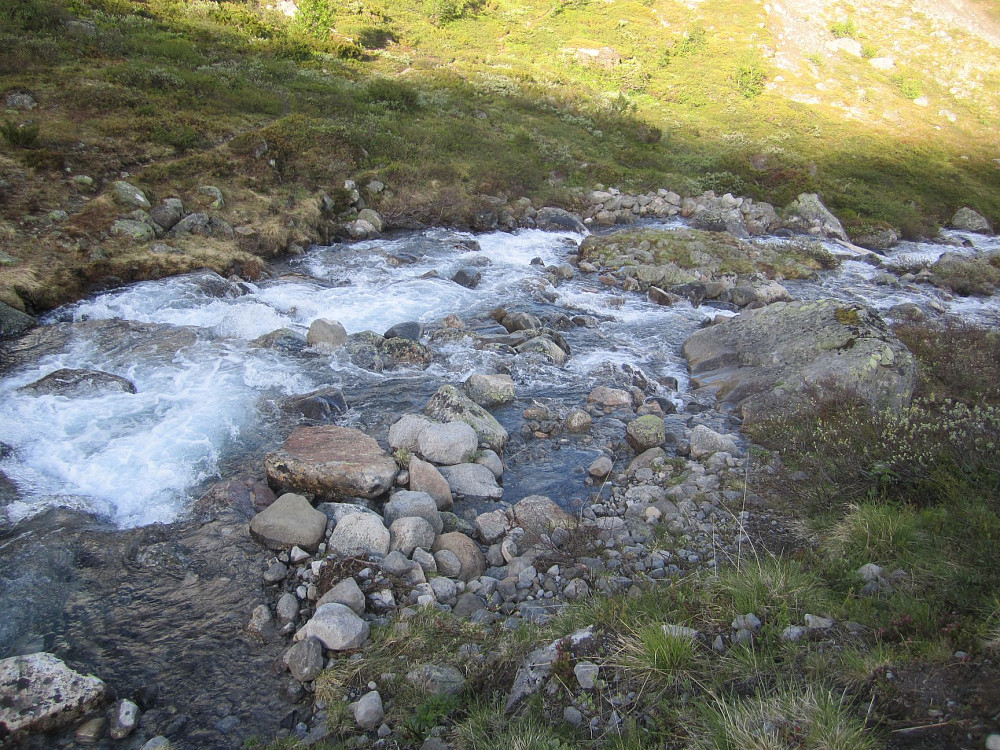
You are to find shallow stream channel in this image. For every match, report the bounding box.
[1,221,997,747]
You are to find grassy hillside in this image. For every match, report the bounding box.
[1,0,999,310]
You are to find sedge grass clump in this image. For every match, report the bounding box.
[693,683,878,750]
[826,501,925,567]
[613,624,698,695]
[715,556,830,623]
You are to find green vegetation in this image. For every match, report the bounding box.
[0,0,998,311]
[830,18,859,39]
[0,120,40,148]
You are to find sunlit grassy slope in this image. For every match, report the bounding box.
[1,0,999,309]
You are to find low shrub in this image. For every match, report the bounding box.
[0,120,40,148]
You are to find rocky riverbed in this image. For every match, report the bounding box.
[1,194,998,748]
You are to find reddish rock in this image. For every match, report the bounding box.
[265,425,398,501]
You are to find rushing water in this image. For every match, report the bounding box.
[0,222,998,746]
[1,226,999,528]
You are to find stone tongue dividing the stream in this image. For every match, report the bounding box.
[264,425,399,501]
[682,299,917,421]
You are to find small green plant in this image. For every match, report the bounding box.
[893,75,923,99]
[861,41,879,59]
[731,53,767,99]
[392,447,411,468]
[403,693,460,740]
[0,119,39,148]
[830,18,859,39]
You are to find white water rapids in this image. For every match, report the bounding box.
[0,225,997,528]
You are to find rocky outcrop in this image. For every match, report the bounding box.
[534,207,586,233]
[0,301,35,339]
[264,425,398,500]
[681,300,916,421]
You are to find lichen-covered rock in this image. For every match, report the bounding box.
[681,299,916,421]
[424,385,508,453]
[512,495,576,534]
[111,219,155,243]
[111,180,150,210]
[0,301,35,339]
[534,207,586,233]
[949,206,993,234]
[0,653,109,742]
[464,373,516,408]
[781,193,849,241]
[265,425,398,500]
[346,330,432,371]
[625,415,666,452]
[297,603,369,650]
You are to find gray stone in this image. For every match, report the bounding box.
[285,636,324,682]
[384,321,423,341]
[564,707,583,725]
[434,549,462,578]
[513,495,576,534]
[298,602,370,650]
[18,368,136,398]
[383,490,443,534]
[5,92,36,110]
[412,548,437,574]
[111,181,150,210]
[406,664,466,696]
[588,456,613,477]
[141,736,172,750]
[75,716,106,744]
[389,516,437,557]
[564,579,590,600]
[464,373,516,408]
[0,301,35,339]
[109,699,139,740]
[247,604,275,641]
[111,219,155,242]
[626,415,665,451]
[574,662,599,690]
[424,385,508,453]
[417,421,478,465]
[732,613,762,632]
[587,386,632,408]
[515,336,567,365]
[949,206,993,234]
[170,212,210,236]
[351,690,385,730]
[781,193,848,240]
[432,532,486,582]
[249,493,328,552]
[197,185,225,209]
[317,577,366,614]
[565,409,592,433]
[388,414,433,452]
[475,509,510,544]
[277,593,299,624]
[264,425,398,501]
[452,268,482,288]
[475,449,504,479]
[661,624,698,639]
[328,513,390,557]
[534,207,586,233]
[358,209,386,232]
[438,463,503,499]
[453,592,485,618]
[781,625,808,642]
[682,300,916,422]
[689,425,738,459]
[307,319,348,349]
[429,575,458,604]
[150,198,184,231]
[805,614,834,630]
[505,627,595,712]
[0,653,108,742]
[316,502,380,524]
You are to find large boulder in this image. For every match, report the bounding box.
[417,421,478,465]
[18,368,136,397]
[265,425,398,500]
[534,207,586,233]
[949,206,993,234]
[249,493,328,552]
[681,300,916,421]
[424,385,508,453]
[625,415,666,452]
[388,414,433,452]
[0,653,109,742]
[781,193,849,241]
[307,319,348,349]
[111,180,151,210]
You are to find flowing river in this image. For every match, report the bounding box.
[0,222,997,746]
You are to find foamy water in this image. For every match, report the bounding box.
[2,225,997,527]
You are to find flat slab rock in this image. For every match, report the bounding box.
[0,653,109,742]
[265,425,398,500]
[681,299,916,421]
[249,492,328,552]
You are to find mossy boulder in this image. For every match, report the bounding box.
[682,300,916,422]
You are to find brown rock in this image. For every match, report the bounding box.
[265,425,398,500]
[431,532,485,582]
[408,456,454,510]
